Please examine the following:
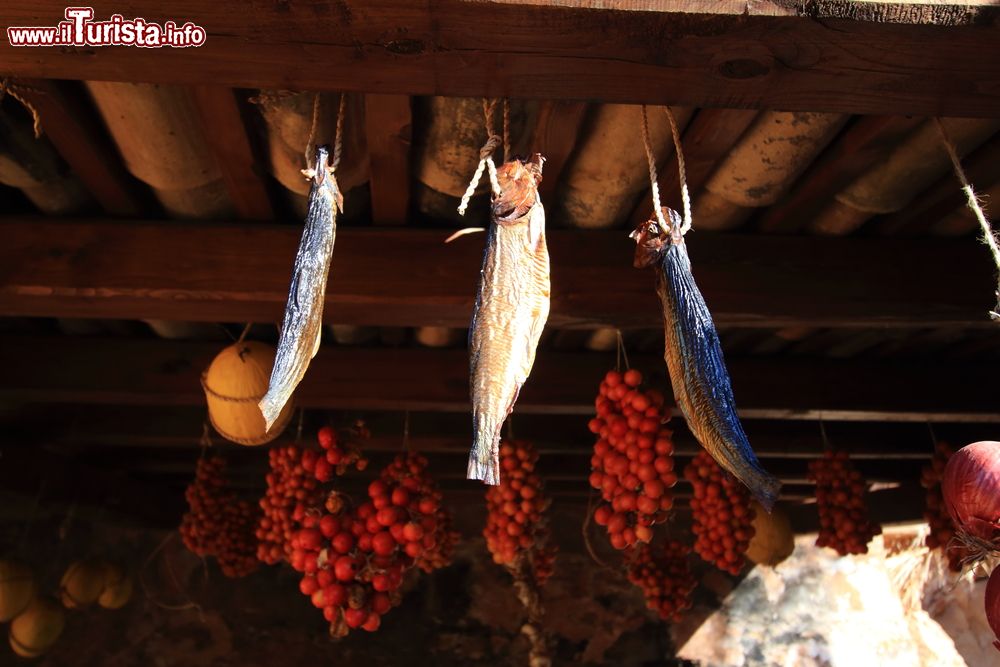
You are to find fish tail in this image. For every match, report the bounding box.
[468,414,502,485]
[738,464,781,513]
[258,394,284,433]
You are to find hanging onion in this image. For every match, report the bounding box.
[941,441,1000,544]
[987,566,1000,653]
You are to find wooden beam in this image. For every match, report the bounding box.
[0,217,996,329]
[630,108,757,227]
[39,405,970,461]
[1,2,999,117]
[11,79,146,216]
[190,86,275,220]
[1,336,997,422]
[532,101,588,201]
[364,94,412,225]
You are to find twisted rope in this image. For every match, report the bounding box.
[663,106,691,234]
[457,99,502,216]
[934,117,1000,321]
[332,93,346,172]
[640,105,669,233]
[0,78,43,138]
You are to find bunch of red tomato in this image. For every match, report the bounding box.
[180,455,260,578]
[808,450,881,556]
[588,368,678,550]
[684,451,755,575]
[483,440,557,586]
[288,440,455,636]
[626,540,697,622]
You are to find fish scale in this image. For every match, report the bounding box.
[468,155,550,485]
[633,211,781,511]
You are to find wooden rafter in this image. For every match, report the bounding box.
[0,217,996,329]
[10,79,146,216]
[1,2,999,117]
[1,336,997,422]
[190,85,275,220]
[364,94,412,225]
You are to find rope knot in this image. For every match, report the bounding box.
[480,134,502,161]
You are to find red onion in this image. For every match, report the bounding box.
[988,567,1000,653]
[941,441,1000,542]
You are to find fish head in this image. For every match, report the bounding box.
[307,145,332,186]
[494,155,545,225]
[630,207,683,268]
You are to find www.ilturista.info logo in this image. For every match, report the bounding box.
[7,7,206,48]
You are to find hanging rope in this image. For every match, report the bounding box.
[640,105,669,233]
[304,93,321,168]
[0,78,43,138]
[331,93,346,172]
[934,117,1000,322]
[503,98,511,163]
[663,106,692,234]
[457,98,502,216]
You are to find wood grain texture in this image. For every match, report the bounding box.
[364,94,412,225]
[191,86,275,220]
[0,217,995,328]
[1,2,998,116]
[0,336,997,422]
[11,79,146,216]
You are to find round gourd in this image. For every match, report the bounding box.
[97,564,133,610]
[9,597,65,658]
[746,501,795,566]
[202,341,293,446]
[0,561,35,622]
[60,559,108,609]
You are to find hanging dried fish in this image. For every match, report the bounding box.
[468,154,550,484]
[259,145,343,430]
[632,209,781,510]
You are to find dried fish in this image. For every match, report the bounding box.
[468,154,550,484]
[632,210,781,510]
[259,145,343,430]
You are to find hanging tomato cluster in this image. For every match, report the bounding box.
[484,440,557,586]
[808,450,881,556]
[588,368,677,550]
[683,451,755,575]
[256,425,370,565]
[626,540,696,622]
[256,445,323,565]
[180,455,260,578]
[291,450,456,636]
[921,441,972,571]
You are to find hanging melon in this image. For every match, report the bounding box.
[97,564,133,610]
[59,559,108,609]
[745,501,795,566]
[0,561,35,622]
[9,596,65,658]
[202,341,293,445]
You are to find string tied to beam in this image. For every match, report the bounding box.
[934,117,1000,322]
[639,105,692,235]
[458,98,502,216]
[0,78,43,138]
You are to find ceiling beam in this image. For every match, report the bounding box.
[191,86,276,221]
[11,79,147,216]
[0,336,997,422]
[0,217,995,329]
[1,2,999,117]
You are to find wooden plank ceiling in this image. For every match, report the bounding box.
[0,2,998,527]
[1,1,999,116]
